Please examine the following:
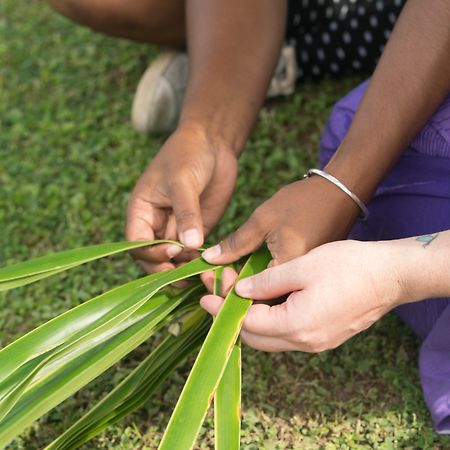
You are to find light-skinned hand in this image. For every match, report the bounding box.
[201,240,410,352]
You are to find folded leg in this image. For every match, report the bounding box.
[319,79,450,432]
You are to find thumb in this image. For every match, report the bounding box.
[170,180,204,249]
[202,213,266,264]
[235,259,303,300]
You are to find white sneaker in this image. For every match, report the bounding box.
[267,45,298,97]
[131,51,189,134]
[131,45,297,134]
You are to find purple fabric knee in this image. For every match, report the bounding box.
[319,79,450,434]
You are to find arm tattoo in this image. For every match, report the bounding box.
[416,233,439,248]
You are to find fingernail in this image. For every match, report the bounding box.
[181,229,202,248]
[202,245,221,262]
[167,244,182,259]
[236,279,253,297]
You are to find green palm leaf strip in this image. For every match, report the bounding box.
[0,288,197,447]
[0,286,186,422]
[158,247,271,450]
[0,258,213,392]
[213,266,223,297]
[0,240,179,291]
[45,308,211,450]
[0,256,214,387]
[0,254,216,447]
[213,266,242,450]
[0,274,161,387]
[215,340,241,450]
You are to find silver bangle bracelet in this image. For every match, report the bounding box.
[303,168,369,220]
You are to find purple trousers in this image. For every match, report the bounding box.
[320,80,450,434]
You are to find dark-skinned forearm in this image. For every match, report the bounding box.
[179,0,287,155]
[326,0,450,203]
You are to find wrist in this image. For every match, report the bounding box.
[324,143,387,205]
[374,240,418,308]
[303,173,361,223]
[175,119,245,158]
[378,235,449,306]
[304,169,369,220]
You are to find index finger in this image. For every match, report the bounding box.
[241,301,291,337]
[126,198,175,265]
[235,259,304,300]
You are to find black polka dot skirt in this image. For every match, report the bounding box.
[286,0,406,80]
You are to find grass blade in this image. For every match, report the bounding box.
[45,308,211,450]
[158,247,271,450]
[0,240,179,291]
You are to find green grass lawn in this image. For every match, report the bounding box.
[2,2,450,449]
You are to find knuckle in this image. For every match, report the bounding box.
[259,269,275,293]
[290,330,329,353]
[223,231,241,253]
[175,209,198,224]
[168,170,194,190]
[251,206,272,233]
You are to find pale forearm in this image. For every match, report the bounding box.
[326,0,450,203]
[180,0,287,154]
[386,230,450,305]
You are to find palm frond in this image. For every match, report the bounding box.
[45,308,211,450]
[158,247,270,450]
[0,240,178,291]
[0,242,270,449]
